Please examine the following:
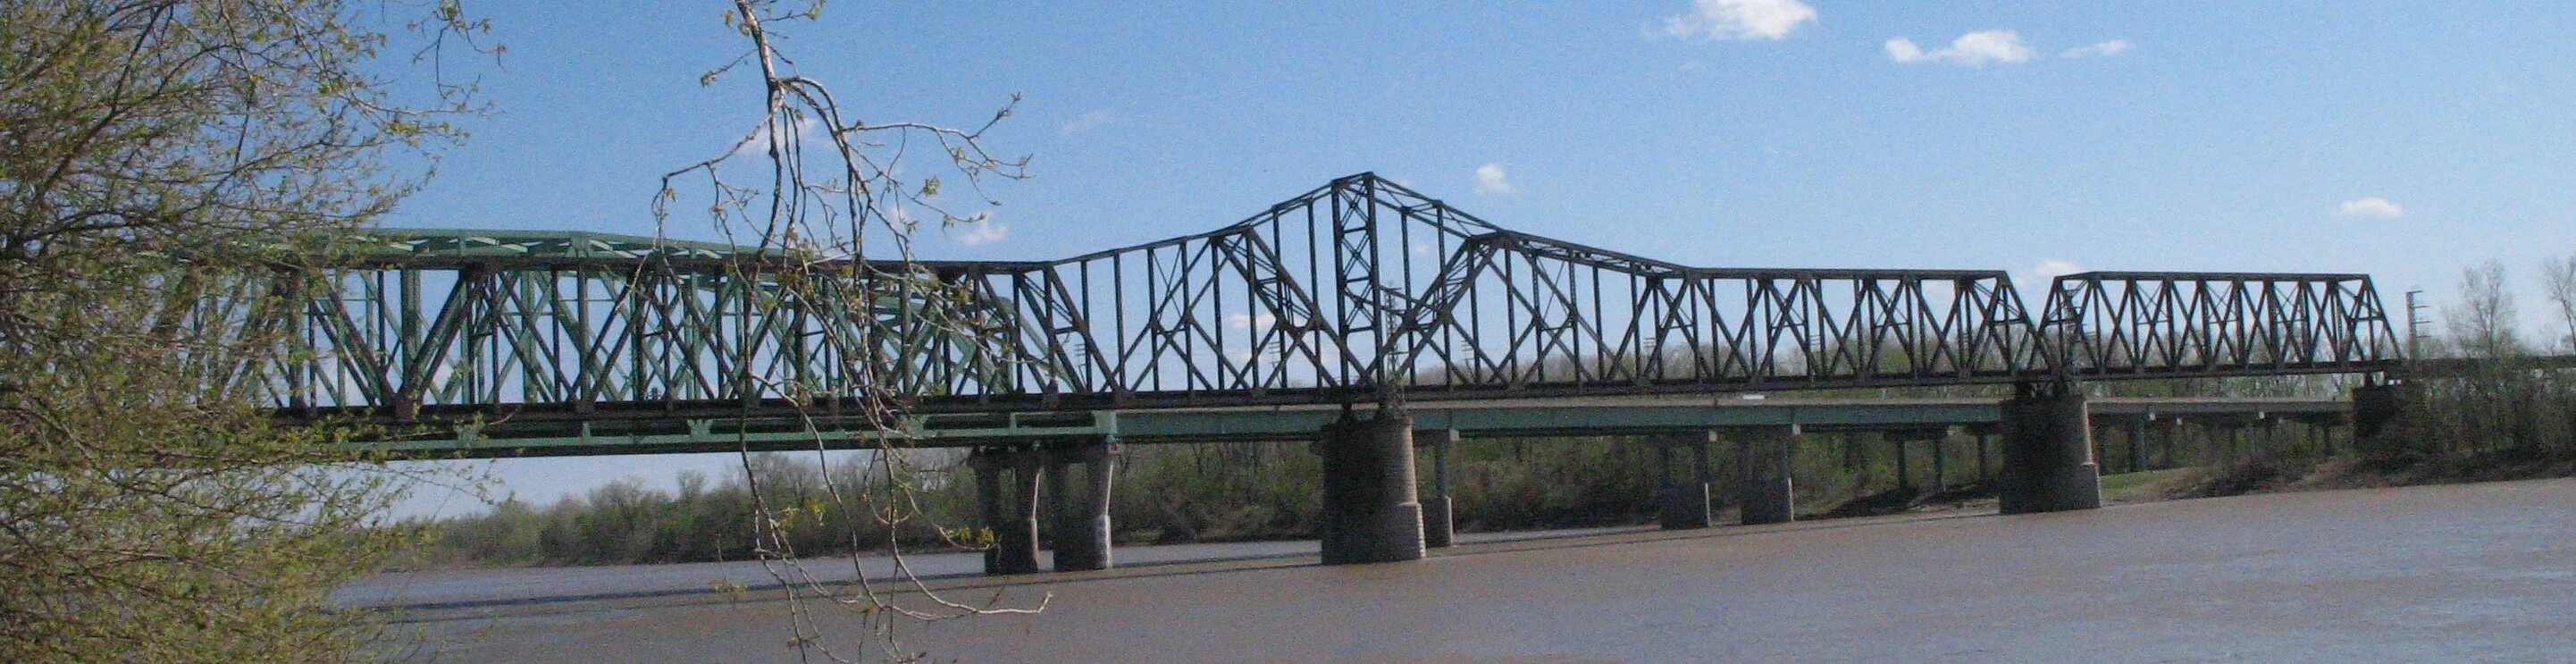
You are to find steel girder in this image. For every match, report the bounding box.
[256,173,2404,425]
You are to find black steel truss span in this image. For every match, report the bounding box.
[2039,272,2400,379]
[257,173,2403,422]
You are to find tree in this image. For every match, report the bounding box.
[651,2,1036,661]
[2543,254,2576,353]
[0,1,481,660]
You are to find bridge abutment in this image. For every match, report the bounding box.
[1733,424,1798,525]
[1416,429,1459,548]
[970,447,1045,575]
[1315,411,1426,565]
[1654,431,1716,529]
[1998,383,2103,515]
[1045,441,1120,571]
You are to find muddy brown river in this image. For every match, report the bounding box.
[375,478,2576,662]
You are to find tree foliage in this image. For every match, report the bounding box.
[0,1,479,660]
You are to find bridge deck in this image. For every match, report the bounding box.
[363,395,2347,458]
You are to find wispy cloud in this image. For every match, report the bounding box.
[731,116,821,157]
[2030,258,2085,282]
[1885,29,2035,68]
[2337,198,2406,219]
[951,218,1011,246]
[1058,110,1116,137]
[2061,38,2133,59]
[1225,313,1278,331]
[1473,164,1513,195]
[1660,0,1817,41]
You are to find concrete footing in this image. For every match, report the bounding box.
[1417,429,1458,548]
[1316,412,1425,565]
[1734,424,1797,525]
[1654,431,1716,529]
[1998,382,2103,515]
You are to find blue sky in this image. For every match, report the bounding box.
[384,1,2576,517]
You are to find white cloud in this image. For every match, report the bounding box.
[1473,164,1513,195]
[1225,313,1279,331]
[732,116,821,157]
[1058,110,1116,137]
[1661,0,1817,41]
[951,218,1011,246]
[1885,29,2035,67]
[2337,198,2406,219]
[2061,38,2133,59]
[2031,258,2085,282]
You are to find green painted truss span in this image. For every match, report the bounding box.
[210,173,2400,452]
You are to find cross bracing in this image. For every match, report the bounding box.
[245,173,2403,428]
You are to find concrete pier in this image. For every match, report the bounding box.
[1315,411,1425,565]
[1734,424,1797,525]
[970,447,1045,575]
[1045,441,1120,571]
[1654,431,1716,529]
[1998,383,2103,515]
[1416,429,1459,548]
[2352,382,2405,457]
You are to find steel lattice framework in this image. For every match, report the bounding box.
[256,173,2403,430]
[2037,272,2400,378]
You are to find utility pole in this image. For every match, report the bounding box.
[2405,289,2429,358]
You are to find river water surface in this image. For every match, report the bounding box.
[373,479,2576,662]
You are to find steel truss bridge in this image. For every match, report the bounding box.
[253,173,2402,451]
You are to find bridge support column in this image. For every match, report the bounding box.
[1653,431,1716,529]
[1998,382,2103,515]
[2352,380,2406,455]
[1045,441,1120,571]
[2127,417,2149,474]
[1316,411,1424,565]
[1414,429,1459,549]
[969,447,1045,575]
[1733,424,1797,525]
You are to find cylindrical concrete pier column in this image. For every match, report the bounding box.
[971,450,1003,562]
[1316,411,1425,565]
[2127,417,2149,473]
[1045,450,1076,551]
[1998,383,2103,515]
[1654,431,1716,529]
[1051,441,1119,571]
[973,448,1045,575]
[1415,429,1458,548]
[1733,424,1797,525]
